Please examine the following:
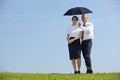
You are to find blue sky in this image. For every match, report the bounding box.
[0,0,120,73]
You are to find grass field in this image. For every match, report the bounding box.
[0,72,120,80]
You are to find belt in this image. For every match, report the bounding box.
[82,39,92,42]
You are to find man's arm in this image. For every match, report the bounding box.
[81,23,94,34]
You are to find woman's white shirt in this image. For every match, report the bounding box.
[67,25,82,37]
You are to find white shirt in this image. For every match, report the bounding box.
[67,25,82,37]
[81,21,94,41]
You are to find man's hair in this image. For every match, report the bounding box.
[82,14,88,18]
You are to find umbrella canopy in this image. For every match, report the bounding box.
[64,7,92,16]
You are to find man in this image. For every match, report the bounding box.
[81,14,94,73]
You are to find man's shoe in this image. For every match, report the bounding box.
[78,71,81,74]
[86,70,93,74]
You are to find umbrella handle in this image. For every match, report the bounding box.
[78,15,81,23]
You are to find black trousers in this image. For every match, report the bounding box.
[82,39,92,70]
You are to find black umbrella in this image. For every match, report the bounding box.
[64,7,92,16]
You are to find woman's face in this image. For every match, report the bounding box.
[72,17,77,24]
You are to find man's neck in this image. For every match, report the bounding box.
[83,21,88,25]
[84,21,88,24]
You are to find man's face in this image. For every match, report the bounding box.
[82,15,88,23]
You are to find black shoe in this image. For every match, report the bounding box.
[74,71,78,74]
[86,70,93,74]
[78,71,81,74]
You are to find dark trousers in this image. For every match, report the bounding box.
[82,39,92,70]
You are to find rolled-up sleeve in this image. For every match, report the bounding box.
[67,27,70,35]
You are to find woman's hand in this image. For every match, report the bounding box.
[68,39,74,44]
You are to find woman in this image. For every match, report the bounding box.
[67,16,82,74]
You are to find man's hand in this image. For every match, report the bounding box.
[78,23,81,27]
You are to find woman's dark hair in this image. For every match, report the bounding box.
[72,16,78,21]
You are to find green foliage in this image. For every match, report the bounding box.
[0,72,120,80]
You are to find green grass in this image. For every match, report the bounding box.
[0,72,120,80]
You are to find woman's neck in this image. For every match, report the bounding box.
[72,23,77,26]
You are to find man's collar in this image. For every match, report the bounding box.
[84,21,89,25]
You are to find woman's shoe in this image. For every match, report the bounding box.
[74,71,78,74]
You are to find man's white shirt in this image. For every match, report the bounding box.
[81,21,94,41]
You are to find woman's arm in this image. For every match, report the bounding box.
[67,34,73,44]
[67,34,70,42]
